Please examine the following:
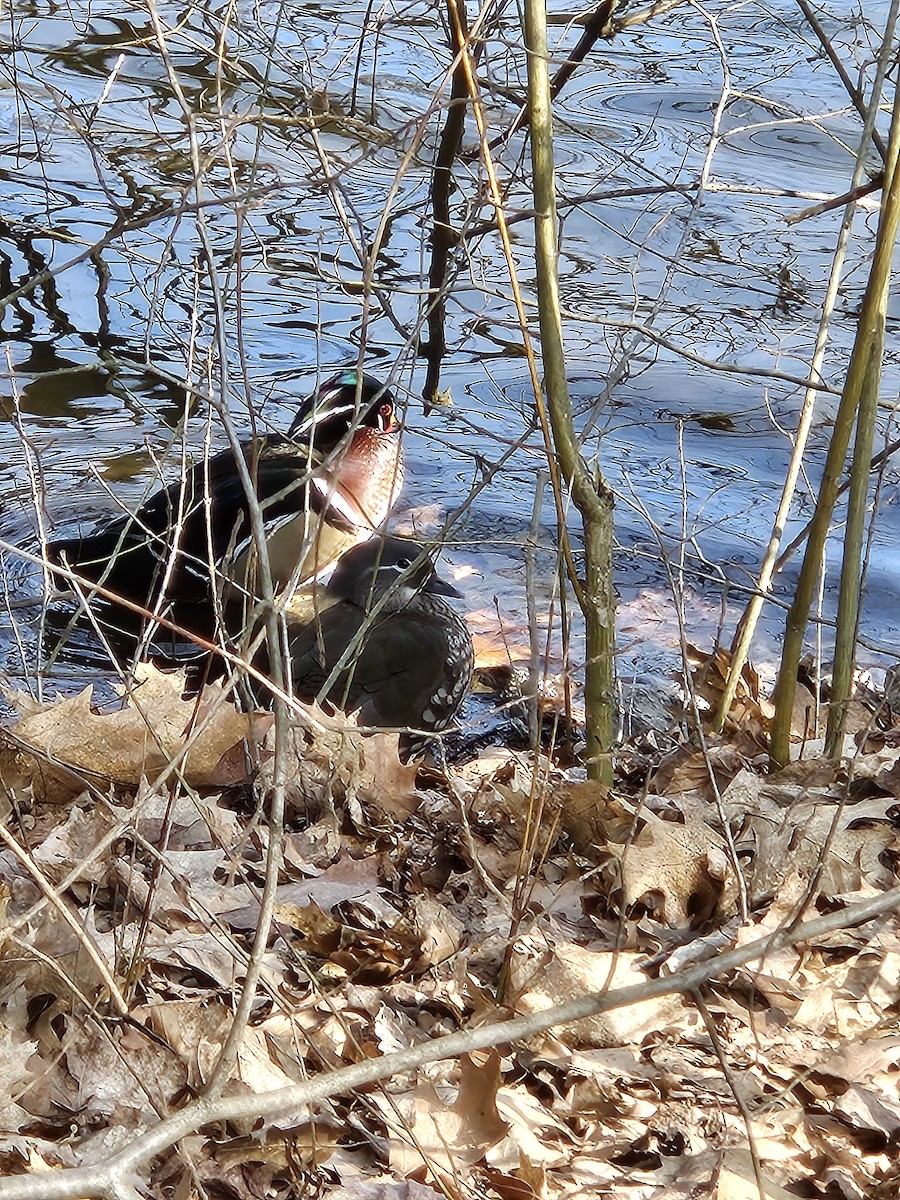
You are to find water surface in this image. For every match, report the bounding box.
[1,0,898,732]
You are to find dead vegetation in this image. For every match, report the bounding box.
[0,658,898,1198]
[1,0,900,1197]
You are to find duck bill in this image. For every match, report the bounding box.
[426,576,463,599]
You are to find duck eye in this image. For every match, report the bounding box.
[378,402,393,428]
[397,557,412,569]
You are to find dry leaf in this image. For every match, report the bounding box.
[509,937,684,1047]
[256,717,419,818]
[381,1052,507,1180]
[5,664,272,794]
[716,1149,801,1199]
[607,809,736,925]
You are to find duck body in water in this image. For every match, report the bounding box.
[47,370,404,625]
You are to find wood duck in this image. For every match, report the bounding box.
[48,370,404,621]
[266,537,474,759]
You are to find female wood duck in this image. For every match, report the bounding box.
[48,370,404,620]
[266,537,474,759]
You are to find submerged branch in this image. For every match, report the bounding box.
[421,2,471,407]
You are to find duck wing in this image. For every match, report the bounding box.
[288,606,465,733]
[49,434,328,605]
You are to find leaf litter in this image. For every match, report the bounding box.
[0,654,899,1197]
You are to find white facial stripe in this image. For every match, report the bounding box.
[292,399,352,433]
[316,400,356,419]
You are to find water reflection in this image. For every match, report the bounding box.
[1,0,899,716]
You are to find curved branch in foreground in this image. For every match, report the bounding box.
[2,886,899,1200]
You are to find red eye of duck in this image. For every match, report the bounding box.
[378,401,397,432]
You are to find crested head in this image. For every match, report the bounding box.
[288,369,401,444]
[327,537,461,611]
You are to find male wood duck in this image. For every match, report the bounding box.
[48,370,404,621]
[266,537,474,759]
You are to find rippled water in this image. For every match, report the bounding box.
[1,0,898,729]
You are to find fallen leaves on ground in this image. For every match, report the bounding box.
[2,664,273,798]
[1,670,900,1199]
